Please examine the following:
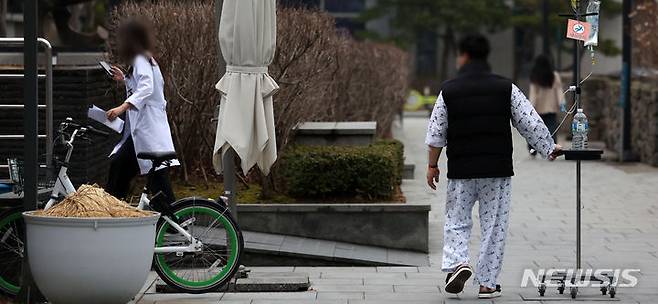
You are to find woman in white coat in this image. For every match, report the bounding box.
[105,19,178,213]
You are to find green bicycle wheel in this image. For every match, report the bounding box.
[153,198,243,293]
[0,208,24,296]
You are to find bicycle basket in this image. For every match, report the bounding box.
[6,158,56,195]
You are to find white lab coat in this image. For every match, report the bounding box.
[110,54,179,175]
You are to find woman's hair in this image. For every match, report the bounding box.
[530,54,555,88]
[116,18,156,66]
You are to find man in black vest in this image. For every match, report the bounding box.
[425,34,562,298]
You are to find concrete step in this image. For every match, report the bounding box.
[242,231,430,267]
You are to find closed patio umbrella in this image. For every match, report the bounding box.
[213,0,278,176]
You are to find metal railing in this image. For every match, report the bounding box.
[0,37,53,171]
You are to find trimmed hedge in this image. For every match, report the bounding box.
[279,140,404,199]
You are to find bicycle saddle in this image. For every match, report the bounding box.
[137,151,177,162]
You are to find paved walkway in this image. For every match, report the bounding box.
[135,115,658,303]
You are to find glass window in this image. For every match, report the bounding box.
[324,0,365,13]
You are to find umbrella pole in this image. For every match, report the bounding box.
[223,147,238,221]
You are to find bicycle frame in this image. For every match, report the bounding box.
[43,129,78,210]
[44,124,205,254]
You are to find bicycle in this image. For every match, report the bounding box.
[0,118,244,295]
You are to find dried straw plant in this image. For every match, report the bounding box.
[35,184,151,218]
[107,1,409,182]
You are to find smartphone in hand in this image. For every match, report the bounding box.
[99,61,113,77]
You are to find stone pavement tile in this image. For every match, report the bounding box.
[386,249,430,266]
[627,295,657,304]
[296,267,377,273]
[316,291,364,300]
[321,272,405,279]
[405,272,443,280]
[252,300,346,304]
[363,292,441,301]
[135,293,223,304]
[349,301,438,304]
[220,292,317,301]
[443,297,493,304]
[364,277,441,286]
[418,266,444,273]
[376,266,419,273]
[312,284,392,292]
[250,267,295,273]
[393,284,440,293]
[310,278,363,285]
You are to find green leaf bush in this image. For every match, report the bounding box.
[279,141,404,199]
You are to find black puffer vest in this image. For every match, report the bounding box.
[442,60,514,179]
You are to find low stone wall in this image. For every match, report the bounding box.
[576,76,658,165]
[237,203,431,253]
[293,122,377,146]
[0,62,120,185]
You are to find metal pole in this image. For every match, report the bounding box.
[574,0,582,272]
[19,0,46,302]
[620,0,633,161]
[223,149,237,220]
[215,0,237,219]
[39,38,53,173]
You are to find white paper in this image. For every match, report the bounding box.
[87,105,124,133]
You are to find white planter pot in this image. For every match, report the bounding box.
[23,211,160,304]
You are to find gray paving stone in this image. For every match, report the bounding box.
[220,292,317,301]
[316,291,364,300]
[364,292,442,301]
[376,266,419,273]
[321,272,405,279]
[393,284,441,293]
[349,301,437,304]
[310,278,364,286]
[252,301,346,304]
[312,284,392,292]
[364,277,441,286]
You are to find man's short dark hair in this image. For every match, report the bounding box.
[458,34,490,60]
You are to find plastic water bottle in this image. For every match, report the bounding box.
[571,109,589,150]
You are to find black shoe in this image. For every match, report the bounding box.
[478,285,502,299]
[445,265,473,294]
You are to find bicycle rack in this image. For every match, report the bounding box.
[0,38,54,180]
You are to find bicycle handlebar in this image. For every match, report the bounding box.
[59,118,111,138]
[85,125,110,137]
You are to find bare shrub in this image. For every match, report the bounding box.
[330,37,409,137]
[269,8,338,149]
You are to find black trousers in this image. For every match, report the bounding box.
[106,137,176,211]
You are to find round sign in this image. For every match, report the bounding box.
[573,23,585,34]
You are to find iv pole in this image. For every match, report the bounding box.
[536,0,610,299]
